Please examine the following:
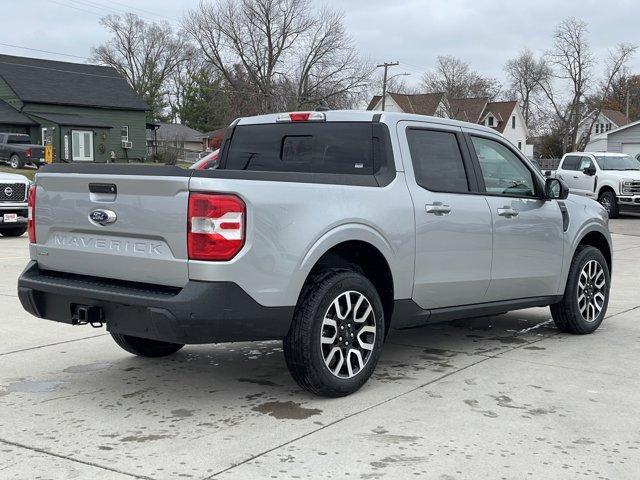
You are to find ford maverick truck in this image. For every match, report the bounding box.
[18,111,612,396]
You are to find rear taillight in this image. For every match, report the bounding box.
[188,193,245,261]
[25,148,31,158]
[27,184,36,243]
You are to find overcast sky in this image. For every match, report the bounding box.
[4,0,640,89]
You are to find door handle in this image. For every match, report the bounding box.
[425,202,451,216]
[573,175,579,179]
[497,206,519,218]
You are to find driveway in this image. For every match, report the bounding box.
[1,218,639,479]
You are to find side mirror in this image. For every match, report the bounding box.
[583,166,596,176]
[545,177,569,200]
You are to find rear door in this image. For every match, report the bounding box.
[0,134,7,160]
[33,167,190,287]
[467,133,564,301]
[398,121,492,309]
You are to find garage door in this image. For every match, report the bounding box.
[622,143,640,158]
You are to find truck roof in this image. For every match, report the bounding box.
[566,151,631,157]
[236,110,499,135]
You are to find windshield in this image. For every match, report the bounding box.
[594,155,640,171]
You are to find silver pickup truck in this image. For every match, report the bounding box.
[17,111,612,397]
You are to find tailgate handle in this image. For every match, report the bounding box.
[89,183,117,194]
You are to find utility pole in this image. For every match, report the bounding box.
[376,61,399,111]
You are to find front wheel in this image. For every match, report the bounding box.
[551,245,610,334]
[110,333,184,357]
[598,190,619,218]
[284,269,385,397]
[9,154,23,169]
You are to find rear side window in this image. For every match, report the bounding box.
[562,155,581,170]
[7,134,30,144]
[406,129,469,193]
[224,123,372,175]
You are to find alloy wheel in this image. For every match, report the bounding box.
[577,259,606,322]
[599,196,612,214]
[320,290,376,379]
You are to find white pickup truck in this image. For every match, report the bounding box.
[556,152,640,218]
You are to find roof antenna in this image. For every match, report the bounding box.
[316,99,330,111]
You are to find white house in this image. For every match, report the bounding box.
[577,108,630,146]
[367,93,534,158]
[585,119,640,158]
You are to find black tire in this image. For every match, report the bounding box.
[284,268,385,397]
[0,226,27,237]
[551,245,610,334]
[110,333,184,357]
[9,154,23,169]
[598,190,619,218]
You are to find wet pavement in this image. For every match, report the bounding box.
[1,216,640,479]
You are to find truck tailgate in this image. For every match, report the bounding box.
[33,168,190,287]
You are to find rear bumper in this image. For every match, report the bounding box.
[17,261,294,344]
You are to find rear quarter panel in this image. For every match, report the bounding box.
[188,174,415,307]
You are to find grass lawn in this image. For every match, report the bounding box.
[0,164,37,181]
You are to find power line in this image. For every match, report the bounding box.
[100,0,176,22]
[49,0,104,16]
[0,60,121,79]
[0,43,90,61]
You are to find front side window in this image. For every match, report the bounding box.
[406,129,469,193]
[471,136,536,197]
[578,157,594,171]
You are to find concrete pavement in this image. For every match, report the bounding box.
[1,217,640,479]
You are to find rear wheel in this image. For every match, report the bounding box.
[110,333,184,357]
[598,190,618,218]
[284,269,385,397]
[9,154,23,169]
[551,245,610,334]
[0,226,27,237]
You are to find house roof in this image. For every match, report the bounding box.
[600,108,630,127]
[28,112,113,128]
[0,54,148,111]
[480,101,518,133]
[147,123,203,142]
[449,97,489,123]
[366,92,445,116]
[0,99,36,125]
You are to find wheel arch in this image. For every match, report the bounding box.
[597,184,616,199]
[293,225,403,332]
[576,229,612,274]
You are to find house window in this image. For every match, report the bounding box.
[121,126,129,142]
[512,116,516,129]
[71,130,93,161]
[607,123,612,131]
[517,141,522,150]
[487,116,494,127]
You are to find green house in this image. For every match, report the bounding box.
[0,54,148,163]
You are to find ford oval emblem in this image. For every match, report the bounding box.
[89,209,117,226]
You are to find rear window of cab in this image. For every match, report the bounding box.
[223,122,373,175]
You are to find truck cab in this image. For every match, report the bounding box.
[557,151,640,217]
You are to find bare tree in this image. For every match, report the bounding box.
[91,13,192,120]
[293,8,372,109]
[538,18,636,152]
[577,43,637,149]
[183,0,372,114]
[537,18,593,152]
[421,55,501,116]
[504,49,551,129]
